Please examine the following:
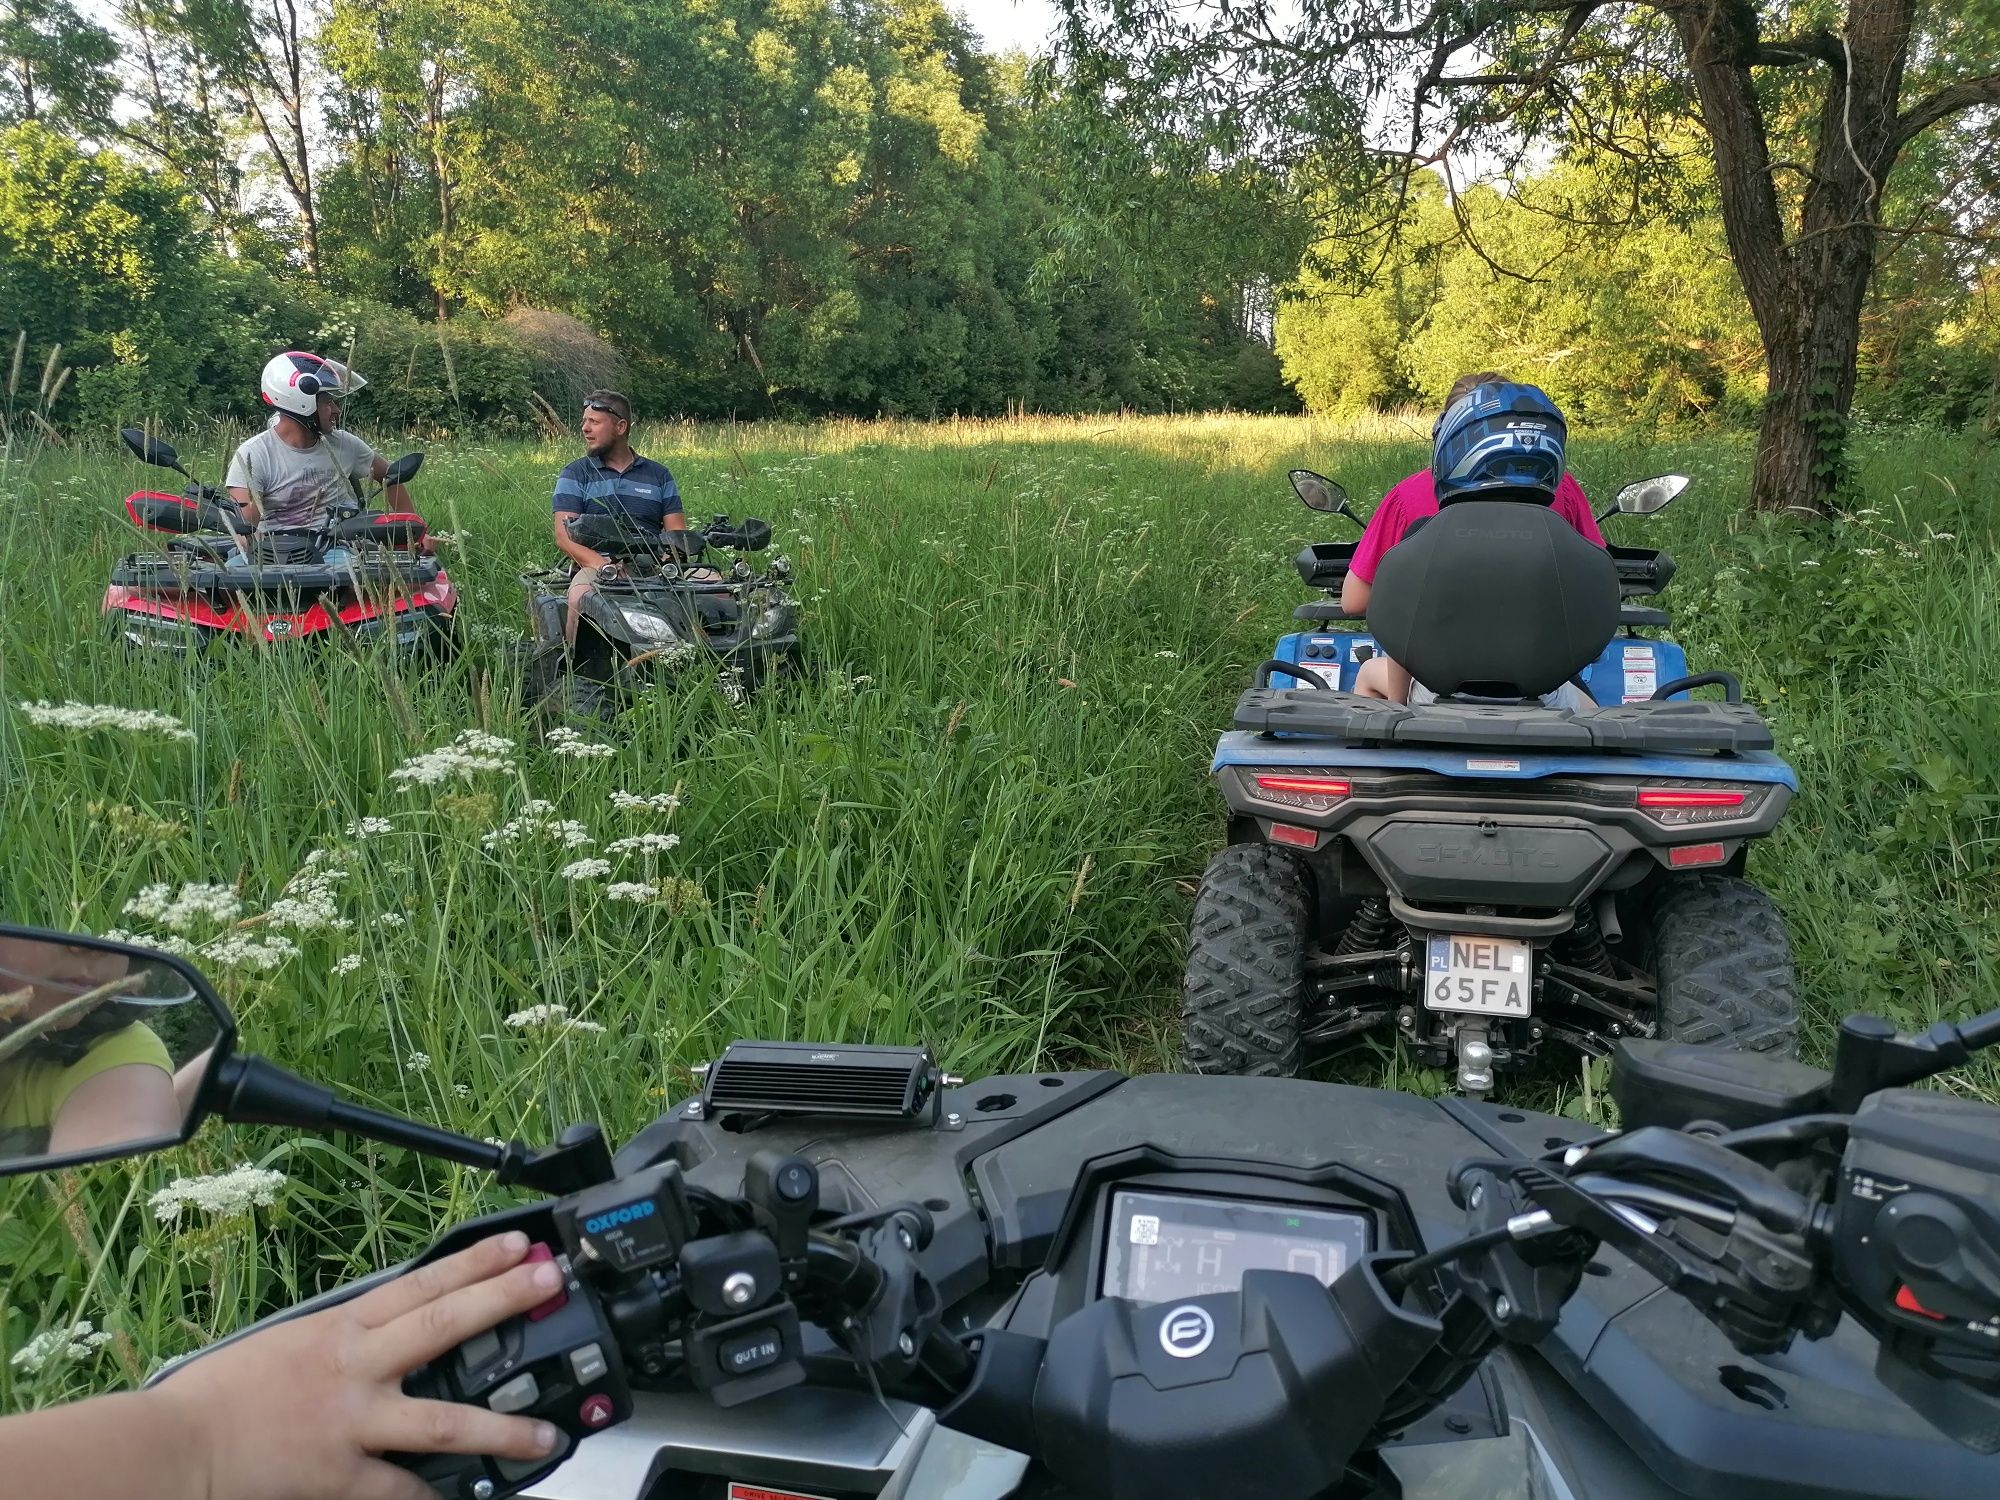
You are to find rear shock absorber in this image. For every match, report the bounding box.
[1334,897,1391,955]
[1560,900,1613,974]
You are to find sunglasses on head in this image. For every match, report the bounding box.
[583,400,628,420]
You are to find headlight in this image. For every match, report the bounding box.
[750,592,797,640]
[617,608,680,643]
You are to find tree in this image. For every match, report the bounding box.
[175,0,327,274]
[0,0,117,129]
[1054,0,2000,515]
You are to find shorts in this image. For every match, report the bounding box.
[1409,680,1595,713]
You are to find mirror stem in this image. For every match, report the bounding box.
[210,1053,508,1176]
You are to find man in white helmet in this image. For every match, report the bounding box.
[223,352,409,563]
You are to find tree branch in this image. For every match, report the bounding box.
[1889,72,2000,161]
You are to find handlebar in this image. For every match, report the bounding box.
[262,1000,2000,1500]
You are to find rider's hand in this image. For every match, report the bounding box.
[151,1230,564,1500]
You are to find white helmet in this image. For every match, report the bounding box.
[260,351,368,419]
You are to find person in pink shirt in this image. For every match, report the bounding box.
[1341,372,1605,704]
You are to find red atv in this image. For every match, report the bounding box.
[104,428,459,658]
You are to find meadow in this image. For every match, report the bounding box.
[1,411,1996,1401]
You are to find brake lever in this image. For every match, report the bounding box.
[1485,1158,1832,1355]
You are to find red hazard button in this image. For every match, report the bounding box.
[579,1393,615,1428]
[1895,1284,1947,1320]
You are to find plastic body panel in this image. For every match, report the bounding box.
[1273,628,1692,706]
[1211,730,1800,791]
[602,1074,2000,1500]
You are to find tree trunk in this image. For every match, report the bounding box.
[1669,0,1911,516]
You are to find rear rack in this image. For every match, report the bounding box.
[111,554,441,596]
[1233,688,1774,756]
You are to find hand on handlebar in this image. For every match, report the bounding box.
[149,1232,564,1500]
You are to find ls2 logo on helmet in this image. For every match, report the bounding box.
[1158,1304,1215,1359]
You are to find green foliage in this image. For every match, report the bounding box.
[0,124,325,430]
[1277,162,1766,425]
[310,300,541,434]
[0,0,116,130]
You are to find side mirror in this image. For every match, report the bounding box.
[0,927,234,1176]
[121,427,187,475]
[1290,469,1355,520]
[1614,474,1690,515]
[381,451,425,488]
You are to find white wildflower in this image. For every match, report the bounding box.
[378,912,407,929]
[345,816,393,838]
[149,1164,288,1226]
[389,729,516,788]
[611,790,682,814]
[200,931,300,972]
[453,1083,472,1099]
[1154,649,1180,659]
[606,881,659,903]
[1927,529,1957,542]
[503,1003,607,1036]
[331,953,364,976]
[123,882,244,932]
[1798,559,1820,568]
[546,727,617,760]
[405,1051,430,1074]
[1856,547,1881,557]
[560,857,613,881]
[17,701,194,741]
[606,833,680,856]
[482,811,594,851]
[267,858,350,933]
[10,1320,113,1376]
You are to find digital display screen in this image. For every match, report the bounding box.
[1099,1189,1372,1306]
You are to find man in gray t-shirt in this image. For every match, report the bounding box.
[224,351,409,562]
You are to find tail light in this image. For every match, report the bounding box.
[1255,776,1352,796]
[1636,781,1765,826]
[1252,774,1351,813]
[1638,788,1749,809]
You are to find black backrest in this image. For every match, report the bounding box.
[1368,499,1619,699]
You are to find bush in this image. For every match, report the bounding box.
[309,301,540,435]
[500,308,631,417]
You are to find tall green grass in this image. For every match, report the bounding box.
[1,412,1995,1402]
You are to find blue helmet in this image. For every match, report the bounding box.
[1431,382,1567,504]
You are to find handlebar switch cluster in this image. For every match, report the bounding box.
[1833,1089,2000,1452]
[553,1163,696,1274]
[401,1242,633,1500]
[678,1230,806,1407]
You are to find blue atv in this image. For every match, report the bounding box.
[1183,470,1799,1097]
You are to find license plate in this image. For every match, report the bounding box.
[1425,934,1533,1016]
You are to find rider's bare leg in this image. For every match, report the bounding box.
[1354,655,1413,702]
[563,567,601,649]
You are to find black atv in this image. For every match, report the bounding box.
[520,513,800,718]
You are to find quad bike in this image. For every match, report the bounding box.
[6,921,2000,1500]
[1184,471,1798,1096]
[520,512,799,719]
[103,427,458,657]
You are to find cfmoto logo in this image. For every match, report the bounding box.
[1159,1304,1215,1359]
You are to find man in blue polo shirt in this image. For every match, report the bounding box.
[552,389,686,647]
